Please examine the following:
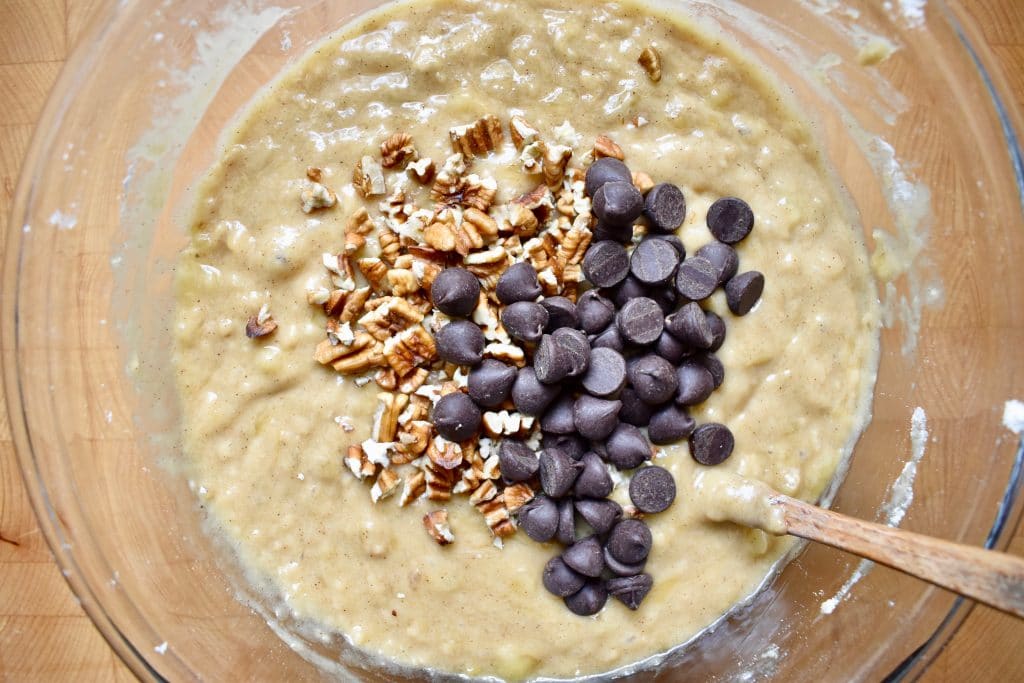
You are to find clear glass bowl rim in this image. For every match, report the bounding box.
[3,1,1024,680]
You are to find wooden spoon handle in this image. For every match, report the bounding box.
[771,494,1024,618]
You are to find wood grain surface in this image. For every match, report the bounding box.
[1,0,1022,680]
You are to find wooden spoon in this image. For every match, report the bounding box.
[694,471,1024,618]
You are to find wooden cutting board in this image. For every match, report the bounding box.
[1,0,1022,679]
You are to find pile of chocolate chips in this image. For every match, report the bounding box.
[428,156,764,616]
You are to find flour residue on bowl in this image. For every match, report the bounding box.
[820,406,927,614]
[1002,400,1024,435]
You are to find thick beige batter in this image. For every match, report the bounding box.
[172,0,878,679]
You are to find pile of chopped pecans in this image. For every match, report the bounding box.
[298,114,645,546]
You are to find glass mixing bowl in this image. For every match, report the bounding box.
[4,0,1023,680]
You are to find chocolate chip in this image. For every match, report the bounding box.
[564,580,608,616]
[618,387,654,427]
[643,183,687,233]
[512,367,561,415]
[603,423,653,469]
[606,519,652,564]
[540,394,576,435]
[562,535,605,577]
[581,347,627,398]
[585,157,633,197]
[498,439,539,483]
[467,359,517,408]
[541,296,579,332]
[592,220,634,244]
[576,290,616,334]
[646,234,685,259]
[593,181,643,227]
[689,423,735,465]
[629,466,676,513]
[589,323,625,352]
[582,240,631,288]
[646,284,679,315]
[496,261,542,304]
[705,310,726,351]
[627,354,678,405]
[665,301,714,349]
[430,267,481,317]
[696,241,739,285]
[616,297,664,346]
[648,403,696,445]
[535,328,591,384]
[606,574,654,610]
[573,395,622,441]
[603,545,647,577]
[517,494,559,542]
[630,237,680,286]
[675,361,715,406]
[725,270,765,316]
[501,301,548,344]
[693,351,725,388]
[543,556,586,597]
[543,432,587,461]
[556,498,576,544]
[655,329,691,364]
[574,499,622,534]
[540,448,583,498]
[434,320,485,366]
[707,196,754,244]
[606,275,646,309]
[574,452,614,498]
[431,392,481,442]
[675,256,718,302]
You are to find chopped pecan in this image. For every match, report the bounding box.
[638,46,662,83]
[300,181,337,213]
[407,157,436,184]
[399,470,426,506]
[481,410,528,438]
[427,436,463,470]
[594,134,625,160]
[384,325,437,376]
[306,166,324,182]
[396,419,432,460]
[430,172,466,206]
[326,319,356,346]
[332,343,385,374]
[372,391,409,443]
[387,268,419,297]
[454,208,498,256]
[469,479,499,506]
[554,225,593,276]
[353,155,387,198]
[315,331,374,365]
[423,218,458,252]
[403,394,431,422]
[506,203,540,237]
[357,257,390,292]
[307,285,331,307]
[339,286,372,323]
[359,297,425,342]
[461,174,498,211]
[509,115,541,151]
[342,206,374,254]
[423,509,455,545]
[245,304,277,338]
[632,171,655,195]
[537,266,559,296]
[380,132,417,169]
[449,115,504,158]
[344,444,376,480]
[425,461,456,501]
[453,467,485,495]
[476,494,515,538]
[378,229,402,265]
[374,368,398,391]
[463,246,509,290]
[542,144,573,189]
[503,483,535,513]
[483,342,526,367]
[397,367,429,394]
[371,467,401,503]
[512,184,554,221]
